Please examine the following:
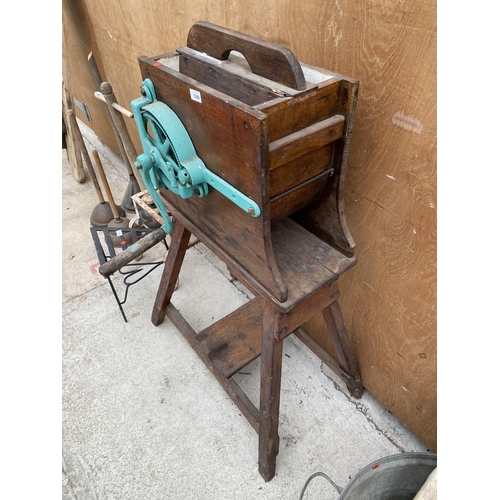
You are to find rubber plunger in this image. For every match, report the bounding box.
[92,149,133,247]
[84,136,123,226]
[88,152,121,228]
[91,201,116,228]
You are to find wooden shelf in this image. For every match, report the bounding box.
[196,298,263,378]
[270,218,357,311]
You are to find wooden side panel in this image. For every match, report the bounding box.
[291,78,359,256]
[268,116,344,171]
[64,0,437,451]
[139,57,287,302]
[269,145,333,198]
[261,80,343,143]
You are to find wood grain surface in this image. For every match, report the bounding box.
[63,0,437,451]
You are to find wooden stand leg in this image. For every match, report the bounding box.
[323,301,363,398]
[151,218,191,326]
[258,302,283,482]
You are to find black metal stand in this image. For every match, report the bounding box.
[90,226,168,322]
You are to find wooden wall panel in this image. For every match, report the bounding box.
[63,0,437,451]
[63,0,121,156]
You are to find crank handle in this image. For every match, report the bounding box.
[202,169,261,217]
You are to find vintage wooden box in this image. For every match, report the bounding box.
[137,20,359,303]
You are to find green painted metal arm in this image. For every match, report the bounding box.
[203,169,259,216]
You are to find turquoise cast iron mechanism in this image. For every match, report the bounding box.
[130,78,261,234]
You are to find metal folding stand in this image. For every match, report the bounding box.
[90,225,168,322]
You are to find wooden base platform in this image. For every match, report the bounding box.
[151,215,363,481]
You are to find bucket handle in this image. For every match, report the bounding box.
[299,471,343,500]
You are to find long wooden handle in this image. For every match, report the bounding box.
[99,227,167,278]
[99,81,147,192]
[186,21,306,90]
[92,149,120,219]
[88,52,134,173]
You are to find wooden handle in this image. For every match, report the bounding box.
[92,149,121,219]
[99,81,147,192]
[88,52,133,172]
[186,21,306,90]
[99,227,167,278]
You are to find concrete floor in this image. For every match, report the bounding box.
[62,121,429,499]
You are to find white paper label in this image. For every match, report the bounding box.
[189,89,202,103]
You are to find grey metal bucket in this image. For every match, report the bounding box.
[300,452,437,500]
